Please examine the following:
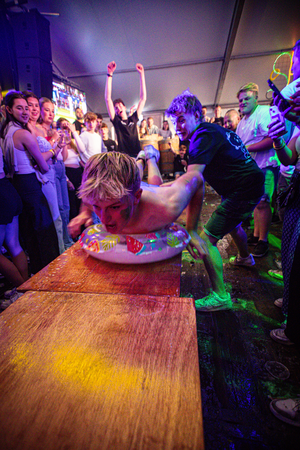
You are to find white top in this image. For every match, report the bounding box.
[79,131,107,164]
[236,105,279,169]
[280,77,300,99]
[64,146,81,166]
[158,129,172,139]
[1,122,36,176]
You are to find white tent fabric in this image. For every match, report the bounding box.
[22,0,300,117]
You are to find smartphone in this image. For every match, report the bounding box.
[269,105,286,127]
[267,79,290,110]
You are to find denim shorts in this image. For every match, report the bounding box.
[204,195,262,240]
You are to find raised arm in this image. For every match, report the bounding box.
[105,61,117,120]
[135,63,147,119]
[65,121,86,155]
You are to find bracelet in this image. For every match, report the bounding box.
[107,73,112,77]
[49,148,56,157]
[273,139,285,150]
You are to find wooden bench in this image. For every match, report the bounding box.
[0,290,204,450]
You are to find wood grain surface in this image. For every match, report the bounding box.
[19,242,181,297]
[0,291,203,450]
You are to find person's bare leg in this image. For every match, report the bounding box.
[147,157,163,186]
[200,230,227,298]
[255,200,272,241]
[230,224,249,258]
[2,217,29,284]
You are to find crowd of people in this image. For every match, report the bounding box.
[1,41,300,424]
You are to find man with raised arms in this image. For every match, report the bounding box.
[105,61,146,158]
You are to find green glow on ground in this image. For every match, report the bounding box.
[268,233,281,250]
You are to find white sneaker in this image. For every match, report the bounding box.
[229,254,255,267]
[274,297,283,308]
[143,145,160,163]
[270,398,300,426]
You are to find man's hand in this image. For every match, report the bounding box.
[181,159,187,167]
[107,61,116,75]
[186,230,208,260]
[136,63,144,74]
[68,213,93,239]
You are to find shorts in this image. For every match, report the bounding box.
[0,177,23,225]
[204,195,262,240]
[260,166,279,203]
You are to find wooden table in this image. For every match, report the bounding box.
[19,242,181,297]
[0,291,204,450]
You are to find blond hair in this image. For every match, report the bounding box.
[79,152,141,204]
[237,82,259,99]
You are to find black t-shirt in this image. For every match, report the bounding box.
[111,111,141,157]
[103,138,118,152]
[174,154,189,173]
[188,123,264,200]
[73,119,85,134]
[213,117,224,126]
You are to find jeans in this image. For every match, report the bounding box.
[54,160,74,249]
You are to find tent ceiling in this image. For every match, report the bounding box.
[11,0,300,115]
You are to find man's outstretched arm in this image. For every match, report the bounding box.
[105,61,117,120]
[185,164,208,259]
[135,63,147,119]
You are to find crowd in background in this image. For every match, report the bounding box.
[0,44,299,362]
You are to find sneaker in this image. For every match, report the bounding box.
[268,269,283,280]
[270,398,300,427]
[253,240,269,257]
[270,328,294,345]
[229,254,255,267]
[274,258,282,270]
[143,145,160,163]
[274,297,283,308]
[136,150,146,165]
[247,233,259,245]
[194,291,232,312]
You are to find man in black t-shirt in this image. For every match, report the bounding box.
[105,61,146,158]
[166,90,264,313]
[73,107,85,134]
[101,123,118,152]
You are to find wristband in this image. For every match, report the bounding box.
[107,73,113,77]
[49,148,56,157]
[273,139,285,150]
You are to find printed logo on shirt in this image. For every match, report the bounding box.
[226,131,252,163]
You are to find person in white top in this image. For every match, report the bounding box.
[79,112,107,164]
[236,82,279,257]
